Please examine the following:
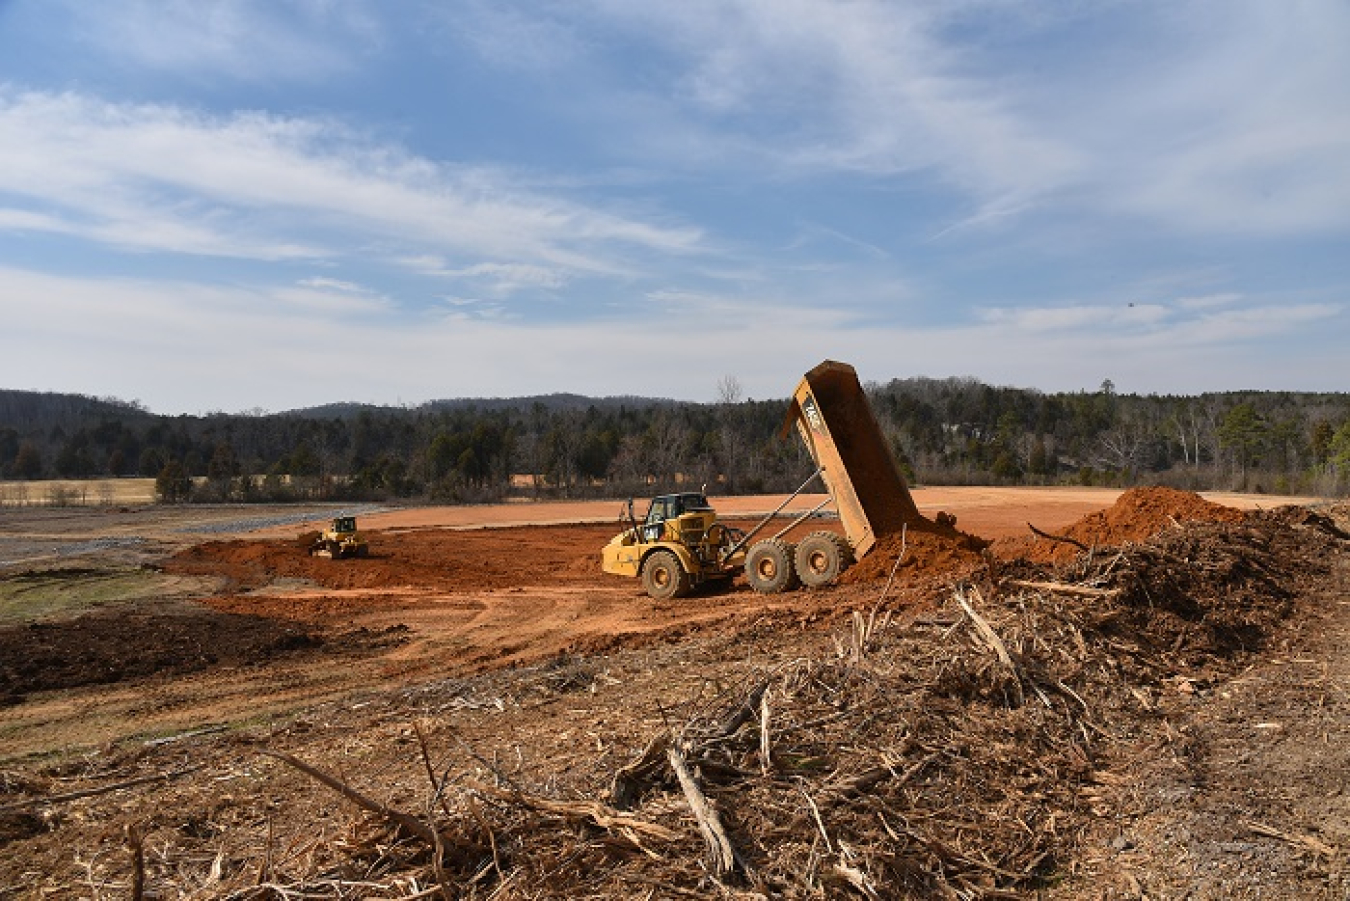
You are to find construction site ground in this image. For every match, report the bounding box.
[0,486,1345,899]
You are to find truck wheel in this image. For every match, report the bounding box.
[795,531,853,588]
[745,538,800,593]
[642,550,691,600]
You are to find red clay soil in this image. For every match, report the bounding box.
[14,490,1251,700]
[995,485,1249,564]
[0,489,1271,724]
[840,522,989,583]
[164,522,620,595]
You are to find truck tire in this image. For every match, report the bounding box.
[745,538,799,593]
[795,531,853,588]
[642,550,691,600]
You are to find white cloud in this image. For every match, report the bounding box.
[976,295,1341,345]
[1183,302,1342,343]
[279,278,393,315]
[5,264,1338,415]
[979,303,1171,333]
[0,88,705,275]
[410,260,569,297]
[1175,293,1243,310]
[297,277,366,294]
[465,0,1350,237]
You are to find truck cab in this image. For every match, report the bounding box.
[602,491,743,598]
[641,492,714,541]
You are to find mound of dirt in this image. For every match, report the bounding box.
[840,520,989,584]
[996,485,1248,564]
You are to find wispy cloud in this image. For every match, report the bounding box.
[417,261,568,297]
[1175,293,1243,310]
[4,264,1340,414]
[979,303,1172,333]
[0,87,705,281]
[977,294,1341,343]
[281,278,393,315]
[455,0,1350,237]
[55,0,381,82]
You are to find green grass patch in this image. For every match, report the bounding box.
[0,567,178,624]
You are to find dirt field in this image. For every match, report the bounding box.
[0,486,1344,899]
[0,488,1290,758]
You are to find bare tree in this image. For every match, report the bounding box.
[716,375,744,406]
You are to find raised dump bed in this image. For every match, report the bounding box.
[785,360,926,559]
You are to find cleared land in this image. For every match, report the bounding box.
[0,486,1344,899]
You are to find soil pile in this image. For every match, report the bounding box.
[998,485,1249,563]
[839,520,988,584]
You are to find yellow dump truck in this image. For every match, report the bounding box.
[779,359,927,586]
[603,360,926,597]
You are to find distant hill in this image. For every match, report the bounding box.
[2,383,1346,500]
[0,390,153,431]
[284,393,680,419]
[0,390,681,426]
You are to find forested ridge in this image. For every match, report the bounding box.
[2,376,1349,502]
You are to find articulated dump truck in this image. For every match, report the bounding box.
[603,359,930,598]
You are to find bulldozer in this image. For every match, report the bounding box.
[604,360,928,598]
[601,492,746,599]
[308,515,369,559]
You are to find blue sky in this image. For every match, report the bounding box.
[0,0,1346,414]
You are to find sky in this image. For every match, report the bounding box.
[0,0,1347,415]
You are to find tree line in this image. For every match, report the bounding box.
[2,377,1349,503]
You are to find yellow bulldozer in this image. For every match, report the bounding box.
[602,360,928,598]
[307,515,369,559]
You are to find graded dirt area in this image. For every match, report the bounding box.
[4,487,1288,760]
[0,486,1343,899]
[0,488,1155,759]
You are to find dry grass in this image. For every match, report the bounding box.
[0,479,157,506]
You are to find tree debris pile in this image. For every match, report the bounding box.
[2,497,1345,899]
